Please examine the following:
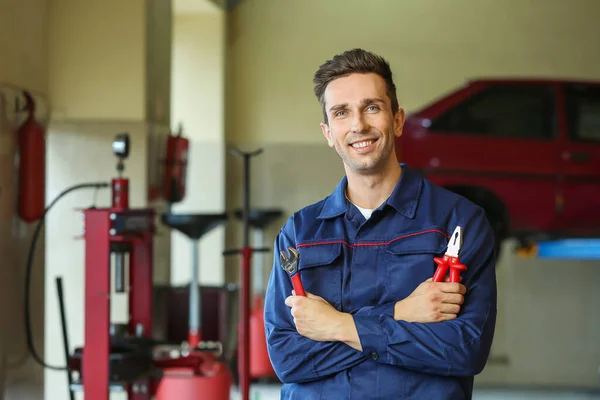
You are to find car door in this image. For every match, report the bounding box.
[557,82,600,234]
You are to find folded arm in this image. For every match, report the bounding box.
[264,223,383,384]
[265,208,497,381]
[352,208,498,376]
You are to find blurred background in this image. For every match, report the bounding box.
[1,0,599,399]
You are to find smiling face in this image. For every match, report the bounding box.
[320,73,405,176]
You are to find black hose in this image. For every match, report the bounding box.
[25,182,109,371]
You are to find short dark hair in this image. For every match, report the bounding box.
[313,48,399,123]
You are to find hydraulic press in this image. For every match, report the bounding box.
[70,133,232,400]
[71,133,156,400]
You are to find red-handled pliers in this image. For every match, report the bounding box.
[280,246,306,296]
[433,226,467,283]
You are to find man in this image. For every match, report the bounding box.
[264,48,497,399]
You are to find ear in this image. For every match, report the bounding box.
[321,122,334,147]
[393,108,406,138]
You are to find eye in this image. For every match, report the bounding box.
[366,105,380,112]
[334,110,347,117]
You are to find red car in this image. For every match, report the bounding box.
[396,78,600,256]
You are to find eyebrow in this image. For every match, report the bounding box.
[361,98,386,106]
[329,103,348,113]
[328,98,386,113]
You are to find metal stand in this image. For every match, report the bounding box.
[224,147,273,400]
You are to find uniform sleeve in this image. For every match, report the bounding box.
[351,303,396,318]
[353,207,497,377]
[264,221,368,384]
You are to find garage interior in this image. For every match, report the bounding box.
[1,0,599,399]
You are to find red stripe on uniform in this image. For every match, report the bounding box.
[295,229,449,249]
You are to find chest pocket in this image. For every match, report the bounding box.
[384,230,449,299]
[297,243,344,309]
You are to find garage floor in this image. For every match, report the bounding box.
[230,384,600,400]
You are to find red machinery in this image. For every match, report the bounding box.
[72,133,157,399]
[70,133,231,400]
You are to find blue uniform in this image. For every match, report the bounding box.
[264,164,497,400]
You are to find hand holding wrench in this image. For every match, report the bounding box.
[280,246,306,296]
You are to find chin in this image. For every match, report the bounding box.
[337,146,386,172]
[347,159,384,174]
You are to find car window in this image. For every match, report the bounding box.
[565,84,600,143]
[429,84,556,140]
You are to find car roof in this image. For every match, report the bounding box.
[467,77,600,85]
[407,77,600,117]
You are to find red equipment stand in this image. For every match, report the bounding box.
[74,181,156,400]
[68,133,158,399]
[233,208,282,380]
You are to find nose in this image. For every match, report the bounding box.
[351,113,369,133]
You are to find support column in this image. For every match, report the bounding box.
[170,4,227,287]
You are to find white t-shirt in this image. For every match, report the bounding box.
[353,203,375,219]
[346,192,385,220]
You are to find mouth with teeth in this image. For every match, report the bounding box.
[350,138,379,153]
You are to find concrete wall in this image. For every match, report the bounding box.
[225,0,600,389]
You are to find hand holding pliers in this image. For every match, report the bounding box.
[433,226,468,283]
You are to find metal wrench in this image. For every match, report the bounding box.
[280,246,306,296]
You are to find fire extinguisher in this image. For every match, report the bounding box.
[162,124,189,203]
[16,91,46,223]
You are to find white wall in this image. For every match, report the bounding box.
[170,8,227,287]
[48,0,146,120]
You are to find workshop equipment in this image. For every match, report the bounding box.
[156,213,232,400]
[71,133,158,399]
[161,214,227,347]
[234,208,283,379]
[153,283,238,358]
[16,91,45,223]
[433,226,467,283]
[24,128,234,400]
[224,147,271,400]
[280,246,305,296]
[69,132,232,399]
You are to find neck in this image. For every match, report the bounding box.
[345,160,402,209]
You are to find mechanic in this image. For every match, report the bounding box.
[264,48,497,400]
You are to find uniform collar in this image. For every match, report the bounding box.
[318,164,423,220]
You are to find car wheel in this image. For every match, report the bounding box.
[486,210,507,263]
[446,186,508,264]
